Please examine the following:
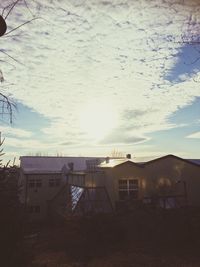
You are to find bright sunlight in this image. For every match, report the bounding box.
[79,102,118,141]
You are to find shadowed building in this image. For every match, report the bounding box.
[20,156,106,221]
[98,155,200,210]
[20,154,200,221]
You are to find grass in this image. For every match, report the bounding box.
[11,207,200,267]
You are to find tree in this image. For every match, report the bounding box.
[110,149,125,158]
[0,0,40,123]
[0,2,42,263]
[0,133,22,266]
[0,70,16,123]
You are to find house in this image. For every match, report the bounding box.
[20,156,106,220]
[20,154,200,221]
[141,155,200,208]
[97,154,200,209]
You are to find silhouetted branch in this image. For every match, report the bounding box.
[4,16,41,36]
[0,91,16,124]
[4,0,20,20]
[0,50,24,65]
[0,0,42,123]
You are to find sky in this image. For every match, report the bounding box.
[0,0,200,163]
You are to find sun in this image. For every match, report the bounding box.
[79,102,118,141]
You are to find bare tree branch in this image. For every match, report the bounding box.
[0,91,16,124]
[0,0,42,123]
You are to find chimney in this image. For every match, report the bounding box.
[126,154,131,159]
[106,157,110,163]
[68,162,74,171]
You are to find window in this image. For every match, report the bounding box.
[28,178,42,188]
[118,179,139,200]
[49,178,61,187]
[28,205,40,213]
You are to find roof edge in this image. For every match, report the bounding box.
[99,159,143,168]
[142,154,200,167]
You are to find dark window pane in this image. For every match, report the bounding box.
[119,180,128,189]
[29,179,42,188]
[129,179,138,185]
[28,179,35,188]
[119,180,127,185]
[129,179,138,190]
[36,179,42,187]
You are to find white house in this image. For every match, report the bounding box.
[20,156,105,220]
[20,154,200,221]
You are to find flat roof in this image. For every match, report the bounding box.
[20,156,105,173]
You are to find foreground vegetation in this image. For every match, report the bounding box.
[7,207,200,267]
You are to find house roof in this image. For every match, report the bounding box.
[99,154,200,168]
[20,156,105,173]
[99,158,142,168]
[187,159,200,166]
[141,154,200,168]
[20,155,200,173]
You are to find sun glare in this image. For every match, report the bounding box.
[79,102,118,141]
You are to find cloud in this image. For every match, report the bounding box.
[187,132,200,138]
[0,0,200,155]
[100,130,150,145]
[4,137,56,150]
[0,126,33,138]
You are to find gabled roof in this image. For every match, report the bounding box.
[20,155,200,173]
[142,154,200,168]
[99,154,200,168]
[20,156,105,173]
[187,159,200,166]
[99,158,142,168]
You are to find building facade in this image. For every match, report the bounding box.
[20,154,200,221]
[20,156,105,220]
[97,155,200,209]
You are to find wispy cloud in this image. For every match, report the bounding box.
[100,130,150,145]
[187,132,200,138]
[0,0,199,156]
[4,137,49,149]
[0,126,33,138]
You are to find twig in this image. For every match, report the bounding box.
[4,17,42,36]
[4,0,21,20]
[0,50,24,65]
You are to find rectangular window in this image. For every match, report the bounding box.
[28,179,35,188]
[49,178,61,187]
[28,205,40,213]
[28,179,42,188]
[118,179,139,200]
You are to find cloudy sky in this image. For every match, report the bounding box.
[0,0,200,163]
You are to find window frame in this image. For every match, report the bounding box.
[118,179,139,200]
[28,178,42,188]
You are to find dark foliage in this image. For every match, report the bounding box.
[0,166,24,266]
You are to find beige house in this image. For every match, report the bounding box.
[142,155,200,207]
[20,156,105,220]
[96,155,200,209]
[20,154,200,220]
